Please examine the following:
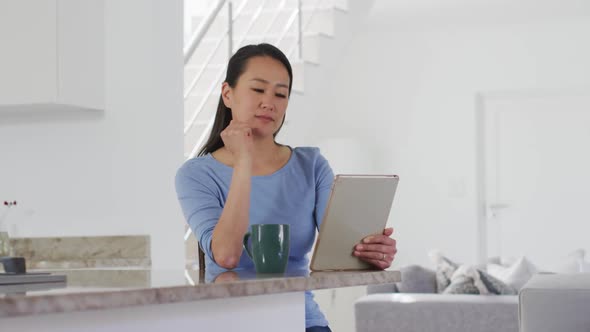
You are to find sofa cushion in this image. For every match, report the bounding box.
[366,282,398,294]
[366,265,436,294]
[487,256,538,291]
[499,249,586,274]
[355,293,519,332]
[520,273,590,332]
[397,265,437,293]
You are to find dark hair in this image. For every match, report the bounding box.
[197,43,293,157]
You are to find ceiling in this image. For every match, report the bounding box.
[370,0,590,24]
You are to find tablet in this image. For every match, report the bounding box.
[310,174,399,271]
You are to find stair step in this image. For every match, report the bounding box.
[291,60,305,92]
[189,6,339,44]
[185,32,328,77]
[198,30,334,44]
[298,32,333,63]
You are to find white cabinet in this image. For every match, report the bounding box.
[0,1,57,105]
[0,0,104,110]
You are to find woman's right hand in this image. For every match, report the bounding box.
[220,120,254,164]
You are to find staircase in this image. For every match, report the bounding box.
[183,0,374,160]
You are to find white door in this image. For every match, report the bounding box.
[484,93,590,269]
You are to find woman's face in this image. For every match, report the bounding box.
[222,56,290,138]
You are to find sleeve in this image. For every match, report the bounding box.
[175,164,222,262]
[313,151,335,231]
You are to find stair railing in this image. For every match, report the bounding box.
[287,0,327,58]
[183,0,226,65]
[183,0,251,100]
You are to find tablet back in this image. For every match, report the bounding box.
[310,174,399,271]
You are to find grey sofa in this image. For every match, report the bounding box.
[519,273,590,332]
[354,265,519,332]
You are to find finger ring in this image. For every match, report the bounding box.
[382,253,386,261]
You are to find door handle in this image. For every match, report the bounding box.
[487,203,511,218]
[489,203,510,210]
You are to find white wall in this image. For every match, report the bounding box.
[0,0,185,270]
[289,0,590,268]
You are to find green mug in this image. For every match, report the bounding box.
[243,224,290,274]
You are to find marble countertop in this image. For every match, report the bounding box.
[0,268,400,318]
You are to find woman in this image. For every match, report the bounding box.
[175,43,397,331]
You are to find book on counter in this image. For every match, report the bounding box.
[0,273,67,285]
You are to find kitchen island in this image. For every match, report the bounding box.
[1,268,400,331]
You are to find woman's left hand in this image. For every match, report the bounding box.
[353,227,397,270]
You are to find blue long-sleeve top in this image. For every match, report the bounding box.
[175,146,334,328]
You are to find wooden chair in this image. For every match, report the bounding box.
[198,243,206,282]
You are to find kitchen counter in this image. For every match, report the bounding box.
[0,268,400,320]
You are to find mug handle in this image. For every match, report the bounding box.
[243,232,253,260]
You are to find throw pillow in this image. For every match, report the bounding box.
[487,256,538,291]
[544,249,586,273]
[444,265,517,295]
[550,258,582,274]
[428,250,459,293]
